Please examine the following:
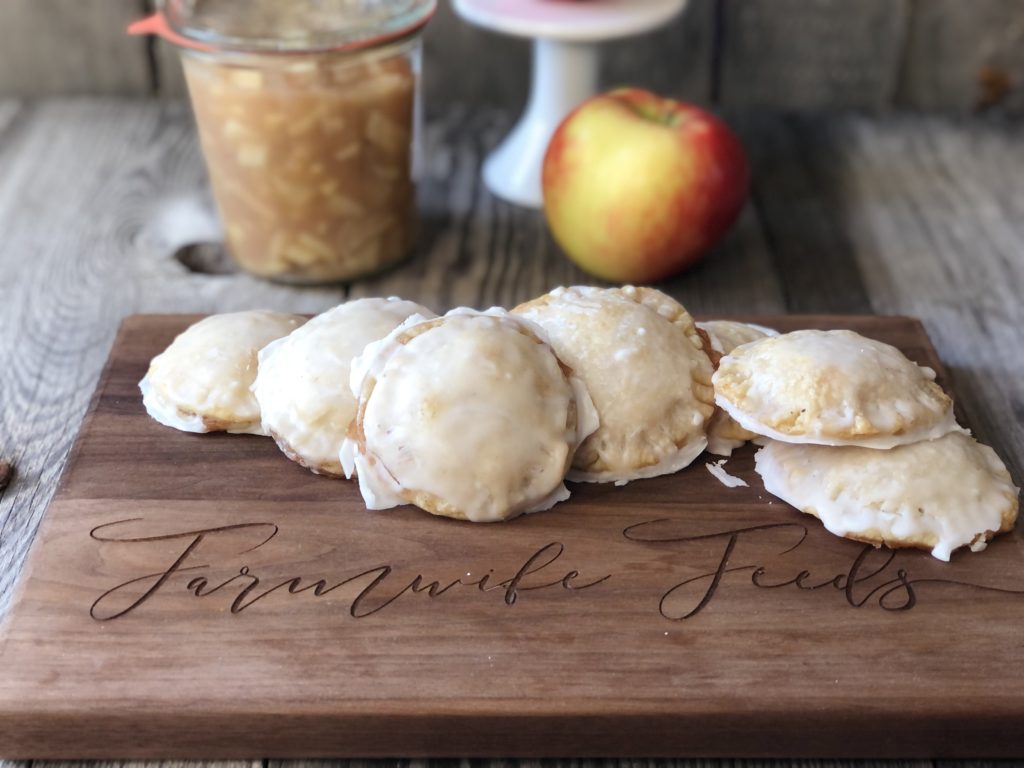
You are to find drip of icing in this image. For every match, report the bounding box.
[706,459,749,488]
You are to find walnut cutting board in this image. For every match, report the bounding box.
[1,314,1023,759]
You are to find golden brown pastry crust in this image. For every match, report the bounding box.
[514,286,715,482]
[141,310,305,434]
[269,429,346,478]
[252,298,434,477]
[714,329,956,448]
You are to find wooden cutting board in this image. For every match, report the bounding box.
[1,314,1023,759]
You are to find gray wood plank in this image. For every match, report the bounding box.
[7,0,1024,117]
[734,113,873,314]
[265,760,942,768]
[0,100,346,619]
[719,0,911,109]
[266,761,940,768]
[422,2,530,111]
[0,102,23,136]
[145,0,190,99]
[0,0,152,97]
[897,0,1024,114]
[655,202,786,316]
[154,39,189,100]
[600,0,715,104]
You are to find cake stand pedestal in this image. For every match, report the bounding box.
[452,0,688,208]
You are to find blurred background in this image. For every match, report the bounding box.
[1,0,1021,114]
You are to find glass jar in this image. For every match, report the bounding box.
[140,0,435,283]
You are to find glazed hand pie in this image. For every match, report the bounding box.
[755,433,1020,561]
[514,286,715,483]
[713,329,959,449]
[140,310,305,434]
[340,308,599,522]
[252,298,435,477]
[697,320,778,456]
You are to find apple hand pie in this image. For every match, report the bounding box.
[140,310,305,435]
[713,329,960,449]
[252,298,435,477]
[339,308,599,522]
[514,286,715,484]
[755,432,1020,561]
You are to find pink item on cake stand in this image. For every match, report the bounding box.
[453,0,688,208]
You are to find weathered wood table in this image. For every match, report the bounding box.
[0,98,1022,766]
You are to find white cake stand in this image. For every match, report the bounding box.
[452,0,688,208]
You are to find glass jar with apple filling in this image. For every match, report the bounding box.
[160,0,435,283]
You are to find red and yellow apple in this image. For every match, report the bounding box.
[542,88,749,283]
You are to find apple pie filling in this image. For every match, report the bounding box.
[183,44,418,283]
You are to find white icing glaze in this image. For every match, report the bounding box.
[706,459,749,488]
[252,298,434,475]
[713,329,958,448]
[140,310,304,434]
[705,430,746,458]
[754,433,1020,561]
[341,309,598,522]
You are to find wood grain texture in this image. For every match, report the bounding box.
[719,0,910,109]
[264,762,945,768]
[0,0,151,97]
[270,764,949,768]
[0,101,1022,766]
[145,0,189,99]
[732,113,872,314]
[897,0,1024,114]
[4,0,1024,117]
[420,1,531,112]
[3,314,1023,759]
[35,761,260,768]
